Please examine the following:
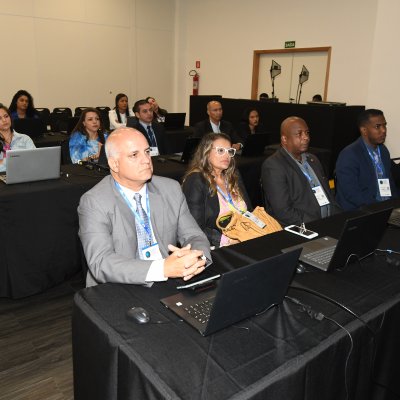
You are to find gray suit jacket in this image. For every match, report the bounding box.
[261,147,340,226]
[78,175,211,287]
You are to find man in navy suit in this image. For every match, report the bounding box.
[132,99,168,155]
[336,109,398,211]
[193,100,243,150]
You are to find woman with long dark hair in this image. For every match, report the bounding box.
[69,108,108,164]
[0,104,35,172]
[9,90,39,120]
[108,93,134,130]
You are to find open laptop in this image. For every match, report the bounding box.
[0,147,61,184]
[282,208,392,272]
[163,113,186,130]
[168,137,200,164]
[241,133,271,157]
[13,118,48,138]
[161,249,301,336]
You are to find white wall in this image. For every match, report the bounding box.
[175,0,400,156]
[0,0,175,111]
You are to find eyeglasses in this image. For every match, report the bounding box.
[213,146,236,157]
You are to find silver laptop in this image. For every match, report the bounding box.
[0,146,61,184]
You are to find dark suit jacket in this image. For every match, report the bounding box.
[237,122,267,141]
[133,120,168,155]
[261,147,340,226]
[182,172,252,247]
[335,137,398,211]
[193,119,242,144]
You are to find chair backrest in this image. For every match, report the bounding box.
[50,110,71,132]
[96,107,111,131]
[74,107,90,117]
[61,137,72,164]
[13,118,47,138]
[53,107,72,117]
[35,108,51,127]
[67,116,80,135]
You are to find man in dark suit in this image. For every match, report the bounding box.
[132,99,168,155]
[261,116,339,226]
[335,109,398,211]
[193,100,243,150]
[78,128,210,287]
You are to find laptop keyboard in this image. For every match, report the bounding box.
[184,299,214,324]
[303,246,336,266]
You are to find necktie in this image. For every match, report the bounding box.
[146,126,157,147]
[133,193,152,250]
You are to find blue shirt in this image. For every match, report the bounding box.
[69,131,108,164]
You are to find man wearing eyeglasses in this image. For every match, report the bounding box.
[335,109,398,211]
[193,100,243,150]
[261,116,339,226]
[78,127,211,287]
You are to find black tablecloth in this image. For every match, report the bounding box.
[0,165,108,298]
[72,209,400,400]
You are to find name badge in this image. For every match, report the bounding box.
[140,243,162,260]
[378,178,391,197]
[150,147,159,157]
[243,211,266,229]
[312,185,330,206]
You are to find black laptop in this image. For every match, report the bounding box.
[241,133,271,157]
[13,118,47,138]
[168,137,200,164]
[282,208,392,271]
[164,113,186,130]
[160,249,301,336]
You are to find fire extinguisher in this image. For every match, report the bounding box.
[189,70,199,95]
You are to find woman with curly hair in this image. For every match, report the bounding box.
[9,89,39,120]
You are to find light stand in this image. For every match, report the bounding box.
[296,65,309,104]
[270,60,281,99]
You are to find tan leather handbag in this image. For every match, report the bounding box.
[216,206,282,242]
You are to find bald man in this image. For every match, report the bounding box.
[78,127,211,287]
[193,100,243,150]
[261,116,340,226]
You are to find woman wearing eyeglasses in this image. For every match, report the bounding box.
[182,132,252,247]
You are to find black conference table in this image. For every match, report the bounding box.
[72,205,400,400]
[0,153,264,299]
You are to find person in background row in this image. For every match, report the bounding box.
[312,94,322,102]
[78,127,210,287]
[69,108,108,164]
[9,90,39,120]
[146,96,168,123]
[0,104,35,172]
[182,133,252,247]
[261,116,340,226]
[109,93,135,130]
[132,99,167,155]
[193,100,243,151]
[237,107,267,141]
[259,92,269,100]
[335,109,398,210]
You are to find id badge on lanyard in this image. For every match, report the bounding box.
[150,147,159,156]
[140,243,162,260]
[312,185,330,206]
[378,179,391,197]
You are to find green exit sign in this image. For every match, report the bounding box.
[285,41,295,48]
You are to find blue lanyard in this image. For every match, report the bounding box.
[216,182,244,213]
[114,181,153,241]
[365,145,385,178]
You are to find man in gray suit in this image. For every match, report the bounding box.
[261,116,339,227]
[78,127,211,287]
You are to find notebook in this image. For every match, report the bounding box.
[161,249,301,336]
[281,208,392,271]
[163,113,186,130]
[241,133,271,157]
[0,147,61,184]
[12,118,48,138]
[388,208,400,228]
[168,137,200,164]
